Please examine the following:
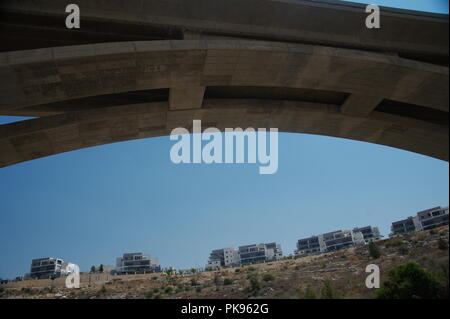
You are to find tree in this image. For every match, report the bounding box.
[368,242,381,259]
[304,285,317,299]
[320,280,340,299]
[377,262,443,299]
[99,264,104,273]
[90,266,96,273]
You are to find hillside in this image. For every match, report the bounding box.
[1,226,448,299]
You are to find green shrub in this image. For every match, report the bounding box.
[368,242,381,259]
[438,237,448,250]
[377,262,444,299]
[262,273,276,282]
[196,286,202,293]
[164,286,173,294]
[248,273,261,293]
[223,278,233,285]
[320,280,340,299]
[213,274,221,286]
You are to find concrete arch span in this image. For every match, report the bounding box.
[0,98,447,168]
[0,40,448,167]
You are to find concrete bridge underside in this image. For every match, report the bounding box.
[0,1,448,167]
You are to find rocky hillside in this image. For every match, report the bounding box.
[1,226,448,299]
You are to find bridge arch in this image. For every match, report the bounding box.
[0,39,448,167]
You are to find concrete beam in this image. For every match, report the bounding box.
[0,0,447,61]
[341,94,384,117]
[169,86,205,110]
[0,40,447,114]
[0,99,447,168]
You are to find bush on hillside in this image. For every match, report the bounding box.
[368,242,381,259]
[377,262,444,299]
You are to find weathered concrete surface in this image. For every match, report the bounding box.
[0,99,447,167]
[169,86,205,110]
[0,0,448,64]
[0,1,448,167]
[0,40,447,113]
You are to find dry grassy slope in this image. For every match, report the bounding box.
[2,226,448,299]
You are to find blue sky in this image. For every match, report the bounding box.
[0,0,449,279]
[343,0,448,13]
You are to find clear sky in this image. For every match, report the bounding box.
[0,0,449,279]
[343,0,448,13]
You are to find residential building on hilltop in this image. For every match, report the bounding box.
[295,227,373,255]
[115,253,160,274]
[353,226,382,243]
[29,257,76,279]
[206,242,283,268]
[391,206,449,236]
[207,248,240,269]
[238,242,283,265]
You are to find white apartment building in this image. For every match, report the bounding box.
[207,247,240,269]
[295,227,372,255]
[207,243,283,268]
[391,206,449,236]
[353,226,382,243]
[115,252,160,274]
[238,242,283,265]
[29,257,76,279]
